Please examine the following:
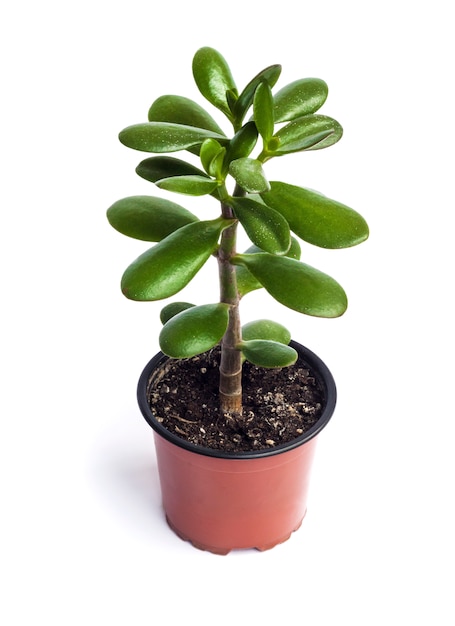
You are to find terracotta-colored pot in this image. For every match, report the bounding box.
[137,341,336,554]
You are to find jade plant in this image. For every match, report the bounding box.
[107,46,369,415]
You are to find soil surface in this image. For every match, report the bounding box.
[147,347,326,454]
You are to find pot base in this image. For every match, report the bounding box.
[166,514,305,555]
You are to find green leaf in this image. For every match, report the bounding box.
[156,175,219,196]
[225,122,258,166]
[228,158,270,193]
[107,196,198,241]
[208,148,226,179]
[160,301,195,324]
[136,156,210,183]
[230,196,290,254]
[239,340,298,368]
[226,89,238,112]
[121,218,233,301]
[233,64,282,125]
[192,47,237,119]
[273,78,328,123]
[159,303,230,358]
[233,253,347,317]
[119,122,227,153]
[261,181,369,248]
[242,319,291,345]
[199,139,226,179]
[253,82,274,143]
[200,139,223,174]
[148,95,226,135]
[236,237,301,297]
[284,235,302,260]
[272,114,343,155]
[235,254,263,297]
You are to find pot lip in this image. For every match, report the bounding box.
[137,340,336,460]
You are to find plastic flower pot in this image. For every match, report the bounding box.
[137,341,336,554]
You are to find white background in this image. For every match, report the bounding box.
[2,1,454,624]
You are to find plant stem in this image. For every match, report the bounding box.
[218,185,245,414]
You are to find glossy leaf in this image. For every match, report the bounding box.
[253,82,274,143]
[233,253,347,317]
[235,267,261,297]
[272,115,343,155]
[200,139,224,174]
[136,156,210,183]
[159,303,230,358]
[242,319,291,345]
[239,340,298,368]
[160,301,195,324]
[192,47,237,119]
[273,78,328,123]
[230,196,290,254]
[226,89,238,112]
[121,218,233,301]
[235,248,263,296]
[228,158,270,193]
[119,122,227,153]
[261,182,369,248]
[208,147,226,179]
[156,175,219,196]
[199,139,226,179]
[236,237,301,296]
[107,195,198,241]
[148,95,225,135]
[233,64,282,126]
[284,235,301,259]
[225,122,258,166]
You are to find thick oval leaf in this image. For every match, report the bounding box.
[239,340,298,368]
[148,95,225,135]
[160,301,195,324]
[121,218,233,301]
[273,115,343,154]
[226,89,237,112]
[159,303,230,358]
[253,82,274,143]
[273,78,328,123]
[136,156,210,183]
[156,175,219,196]
[199,140,226,178]
[233,253,347,317]
[233,64,281,126]
[236,237,301,296]
[242,319,291,344]
[235,265,262,297]
[230,196,290,254]
[192,47,237,119]
[200,139,223,174]
[225,122,258,166]
[208,147,226,179]
[228,158,270,193]
[107,196,198,241]
[119,122,227,153]
[261,181,369,248]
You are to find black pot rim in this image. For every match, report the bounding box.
[137,340,336,460]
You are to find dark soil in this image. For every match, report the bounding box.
[147,346,326,454]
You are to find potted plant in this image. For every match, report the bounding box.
[107,46,369,554]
